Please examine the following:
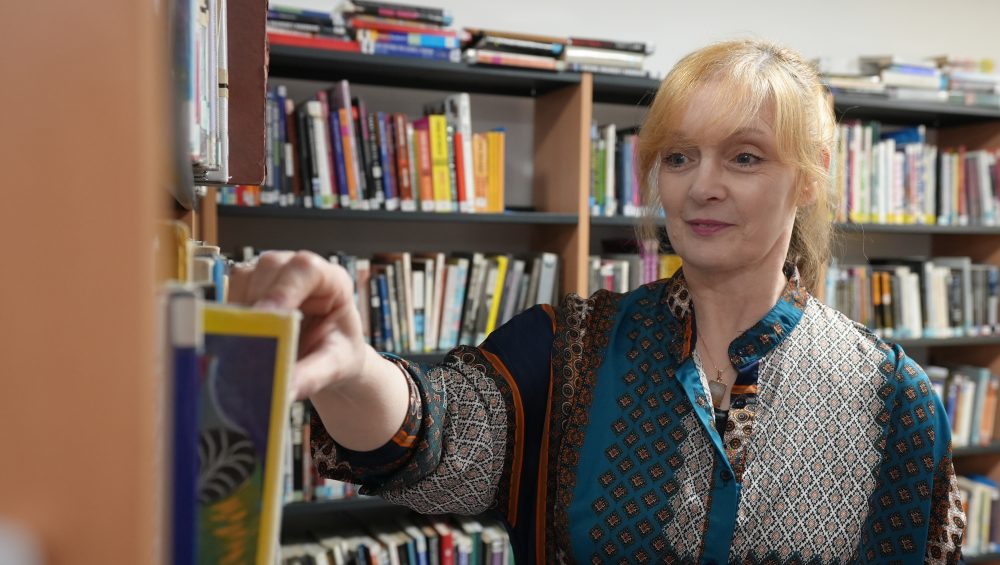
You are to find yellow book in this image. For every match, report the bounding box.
[199,303,301,565]
[473,133,489,212]
[428,114,452,212]
[484,254,509,336]
[486,130,505,213]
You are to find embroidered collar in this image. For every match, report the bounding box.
[659,262,809,370]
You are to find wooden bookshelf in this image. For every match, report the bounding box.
[218,206,579,225]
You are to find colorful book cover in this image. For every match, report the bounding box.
[197,304,300,565]
[427,115,452,212]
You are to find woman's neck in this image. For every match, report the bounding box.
[685,260,789,356]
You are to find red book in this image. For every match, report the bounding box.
[411,117,435,212]
[393,113,414,209]
[267,31,360,52]
[348,15,459,38]
[453,131,468,213]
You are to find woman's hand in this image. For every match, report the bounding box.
[228,250,372,400]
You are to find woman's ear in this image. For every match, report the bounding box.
[798,149,830,207]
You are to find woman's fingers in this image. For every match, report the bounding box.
[254,251,339,310]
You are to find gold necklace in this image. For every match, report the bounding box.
[697,333,729,408]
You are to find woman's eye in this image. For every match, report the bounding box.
[734,152,762,167]
[663,153,689,168]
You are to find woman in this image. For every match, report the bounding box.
[232,39,966,563]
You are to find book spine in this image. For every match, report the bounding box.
[365,41,460,62]
[350,0,452,26]
[377,112,399,210]
[328,107,351,208]
[364,108,386,208]
[265,31,360,53]
[428,115,453,212]
[351,101,376,208]
[369,275,384,349]
[453,130,468,214]
[568,36,651,54]
[284,97,302,207]
[315,90,341,208]
[295,107,316,208]
[445,125,459,212]
[412,119,435,212]
[394,113,415,211]
[357,29,461,49]
[487,130,505,212]
[348,15,458,37]
[337,108,361,208]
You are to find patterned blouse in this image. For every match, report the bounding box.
[312,266,967,564]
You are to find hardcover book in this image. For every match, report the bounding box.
[197,304,300,564]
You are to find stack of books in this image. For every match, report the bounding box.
[266,4,358,52]
[936,56,1000,108]
[859,55,945,102]
[462,28,567,71]
[342,0,461,62]
[564,36,655,78]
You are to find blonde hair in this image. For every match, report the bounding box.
[636,39,836,293]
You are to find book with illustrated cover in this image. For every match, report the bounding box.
[197,304,300,565]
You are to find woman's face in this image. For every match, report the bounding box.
[658,87,804,281]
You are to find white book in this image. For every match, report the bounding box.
[306,100,335,209]
[603,123,617,217]
[412,269,425,353]
[438,258,469,350]
[536,252,559,306]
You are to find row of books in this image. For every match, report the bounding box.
[178,0,229,182]
[281,514,512,565]
[266,1,655,77]
[830,120,1000,227]
[818,54,1000,108]
[927,365,1000,449]
[285,400,363,503]
[958,473,1000,556]
[237,248,561,354]
[588,252,682,295]
[339,251,560,354]
[159,222,300,565]
[590,123,643,217]
[823,258,1000,340]
[242,82,505,212]
[462,28,654,77]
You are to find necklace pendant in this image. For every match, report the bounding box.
[708,379,728,407]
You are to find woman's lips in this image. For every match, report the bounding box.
[687,219,732,236]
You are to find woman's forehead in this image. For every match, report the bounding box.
[670,88,776,144]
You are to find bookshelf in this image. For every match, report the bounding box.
[209,45,1000,559]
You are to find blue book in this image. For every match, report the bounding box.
[377,273,394,352]
[368,31,460,50]
[167,286,202,565]
[370,42,460,62]
[376,112,397,205]
[327,105,351,208]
